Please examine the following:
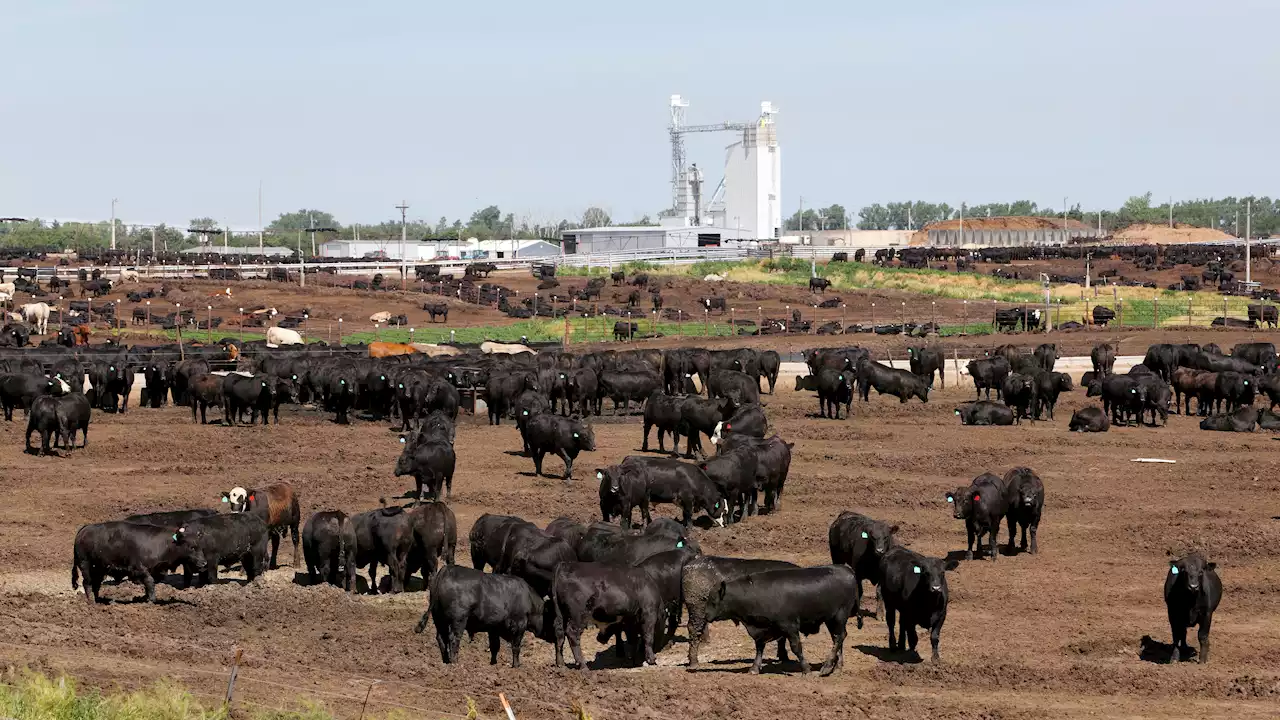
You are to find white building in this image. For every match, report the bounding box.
[319,237,559,261]
[710,104,781,241]
[561,225,750,254]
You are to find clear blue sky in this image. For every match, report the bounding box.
[3,1,1276,229]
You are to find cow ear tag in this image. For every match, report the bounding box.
[400,437,406,444]
[573,433,579,438]
[596,471,603,479]
[912,566,921,574]
[1171,566,1179,575]
[249,494,255,501]
[221,497,228,503]
[172,534,178,541]
[861,531,868,539]
[974,495,981,502]
[676,541,684,548]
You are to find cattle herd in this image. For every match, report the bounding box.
[0,331,1225,675]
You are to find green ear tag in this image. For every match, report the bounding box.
[913,566,921,574]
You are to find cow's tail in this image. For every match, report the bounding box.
[550,564,565,630]
[71,544,81,590]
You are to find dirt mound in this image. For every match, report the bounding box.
[925,216,1092,232]
[1111,222,1234,245]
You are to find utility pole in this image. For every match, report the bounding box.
[1168,196,1173,228]
[1063,196,1068,242]
[110,198,118,250]
[258,182,263,253]
[150,226,156,254]
[1246,199,1252,284]
[396,201,409,279]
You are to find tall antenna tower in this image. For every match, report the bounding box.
[667,94,751,221]
[669,95,689,213]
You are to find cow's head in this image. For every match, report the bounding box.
[571,421,595,451]
[1169,553,1215,594]
[595,466,621,493]
[944,487,973,519]
[222,486,250,512]
[861,520,899,557]
[913,556,956,594]
[170,526,208,572]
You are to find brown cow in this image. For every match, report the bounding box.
[222,483,301,569]
[73,325,92,346]
[369,341,419,358]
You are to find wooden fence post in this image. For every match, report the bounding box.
[1153,297,1159,328]
[224,648,243,707]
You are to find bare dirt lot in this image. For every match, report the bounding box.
[2,357,1280,719]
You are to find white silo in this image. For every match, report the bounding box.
[722,102,781,240]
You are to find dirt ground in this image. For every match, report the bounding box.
[2,351,1280,719]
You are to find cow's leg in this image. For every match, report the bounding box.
[929,623,942,663]
[558,449,573,481]
[1169,621,1187,662]
[141,573,157,603]
[1007,514,1018,552]
[1197,617,1212,664]
[488,632,501,665]
[532,451,545,477]
[820,617,845,676]
[641,421,651,451]
[989,526,998,562]
[291,522,301,568]
[965,526,975,560]
[786,631,807,674]
[853,579,864,629]
[267,531,281,570]
[749,635,767,675]
[1029,523,1038,554]
[567,622,587,671]
[640,499,652,527]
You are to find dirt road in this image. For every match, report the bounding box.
[1,377,1278,719]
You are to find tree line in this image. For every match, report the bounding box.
[0,205,656,251]
[785,194,1280,237]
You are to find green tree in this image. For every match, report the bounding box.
[188,217,219,231]
[267,209,341,232]
[581,206,612,228]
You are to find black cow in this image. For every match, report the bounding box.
[1001,468,1043,555]
[302,511,357,591]
[351,506,417,594]
[222,373,279,426]
[698,448,758,522]
[678,395,732,459]
[954,401,1015,426]
[829,512,898,629]
[525,414,595,480]
[551,562,664,669]
[879,546,957,662]
[484,371,538,425]
[612,321,639,341]
[1232,342,1277,373]
[1001,373,1036,423]
[712,404,768,446]
[1033,343,1060,372]
[797,369,853,419]
[71,522,207,604]
[717,434,793,514]
[1247,304,1278,329]
[600,370,661,414]
[26,395,63,456]
[597,457,723,528]
[1031,371,1073,420]
[759,350,781,394]
[564,368,601,417]
[1100,374,1147,426]
[1135,374,1172,426]
[494,521,575,598]
[141,363,169,408]
[423,302,449,322]
[641,391,684,455]
[89,360,133,413]
[1200,406,1258,432]
[856,358,929,403]
[573,521,691,566]
[682,556,798,667]
[179,513,270,587]
[705,565,860,676]
[1091,343,1117,376]
[394,435,456,502]
[706,369,760,410]
[417,565,548,667]
[946,472,1009,561]
[1164,553,1222,664]
[1068,406,1110,432]
[701,296,726,313]
[808,277,831,294]
[1214,371,1256,414]
[907,346,945,389]
[966,357,1010,400]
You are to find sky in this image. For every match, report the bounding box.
[2,0,1277,230]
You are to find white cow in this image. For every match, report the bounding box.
[21,302,50,335]
[480,341,535,355]
[118,268,140,283]
[0,282,14,297]
[703,273,726,282]
[369,311,392,324]
[0,292,10,306]
[411,343,465,357]
[266,326,304,347]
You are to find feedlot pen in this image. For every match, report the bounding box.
[0,377,1278,719]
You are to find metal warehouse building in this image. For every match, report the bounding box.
[561,224,750,254]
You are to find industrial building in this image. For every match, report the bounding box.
[319,237,560,261]
[179,245,295,256]
[567,96,781,254]
[925,227,1106,248]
